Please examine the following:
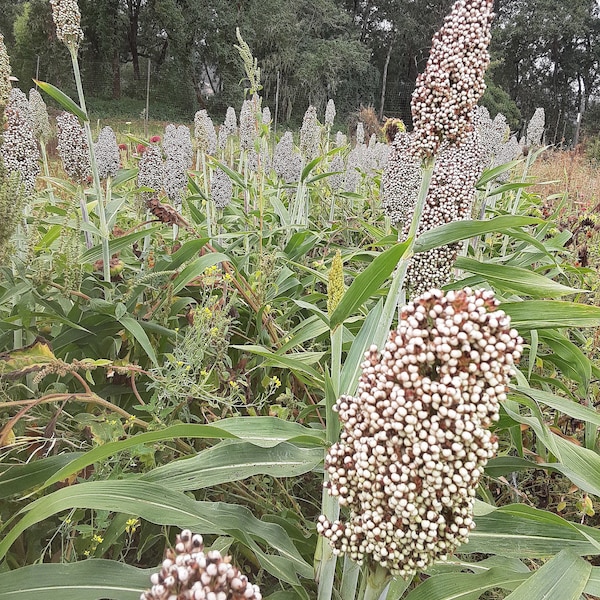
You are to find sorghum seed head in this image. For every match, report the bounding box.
[410,0,493,159]
[56,111,90,182]
[318,288,522,579]
[141,530,262,600]
[94,126,120,179]
[28,89,52,142]
[50,0,84,50]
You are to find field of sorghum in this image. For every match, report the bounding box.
[3,0,600,599]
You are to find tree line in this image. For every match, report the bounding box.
[1,0,599,141]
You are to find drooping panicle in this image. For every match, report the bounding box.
[0,33,12,111]
[194,110,217,156]
[211,167,233,209]
[300,105,320,160]
[410,0,494,160]
[29,89,52,143]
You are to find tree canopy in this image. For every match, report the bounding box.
[0,0,599,139]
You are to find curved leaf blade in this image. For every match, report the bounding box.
[0,481,312,584]
[329,241,410,331]
[34,80,88,122]
[455,257,582,298]
[0,559,151,600]
[503,549,590,600]
[414,216,542,254]
[141,440,324,490]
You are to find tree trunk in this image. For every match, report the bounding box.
[573,76,585,148]
[127,0,141,80]
[379,43,393,121]
[112,47,121,99]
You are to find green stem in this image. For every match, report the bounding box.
[360,564,391,600]
[70,46,111,291]
[396,156,436,306]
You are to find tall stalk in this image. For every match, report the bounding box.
[69,48,111,289]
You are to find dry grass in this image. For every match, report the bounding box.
[529,148,600,211]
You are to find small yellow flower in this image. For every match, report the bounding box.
[229,381,239,389]
[271,376,281,388]
[125,518,139,534]
[210,327,219,336]
[83,550,90,557]
[200,369,209,377]
[92,534,104,544]
[224,273,232,282]
[203,307,212,317]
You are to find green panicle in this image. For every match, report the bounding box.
[327,250,345,315]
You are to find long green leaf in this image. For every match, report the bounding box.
[141,440,324,490]
[455,257,582,297]
[41,419,325,489]
[329,241,410,330]
[172,253,229,293]
[34,80,88,122]
[502,300,600,329]
[466,504,600,557]
[0,481,312,584]
[232,345,324,383]
[117,316,158,366]
[511,386,600,427]
[414,216,542,254]
[0,454,85,498]
[0,559,151,600]
[81,226,162,263]
[404,568,529,600]
[503,549,590,600]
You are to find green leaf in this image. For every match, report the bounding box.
[503,549,590,600]
[477,160,523,187]
[537,330,591,391]
[80,226,162,263]
[484,456,535,478]
[404,567,529,600]
[300,155,324,183]
[41,420,325,489]
[172,253,229,294]
[0,338,56,379]
[329,241,410,330]
[34,80,88,122]
[155,238,209,272]
[454,257,582,298]
[0,454,84,498]
[466,504,600,557]
[117,316,158,366]
[340,299,383,395]
[0,481,312,584]
[0,559,151,600]
[414,216,542,254]
[141,440,323,490]
[232,345,324,384]
[511,386,600,427]
[502,300,600,329]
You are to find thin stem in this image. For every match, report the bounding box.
[396,157,436,307]
[70,47,111,290]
